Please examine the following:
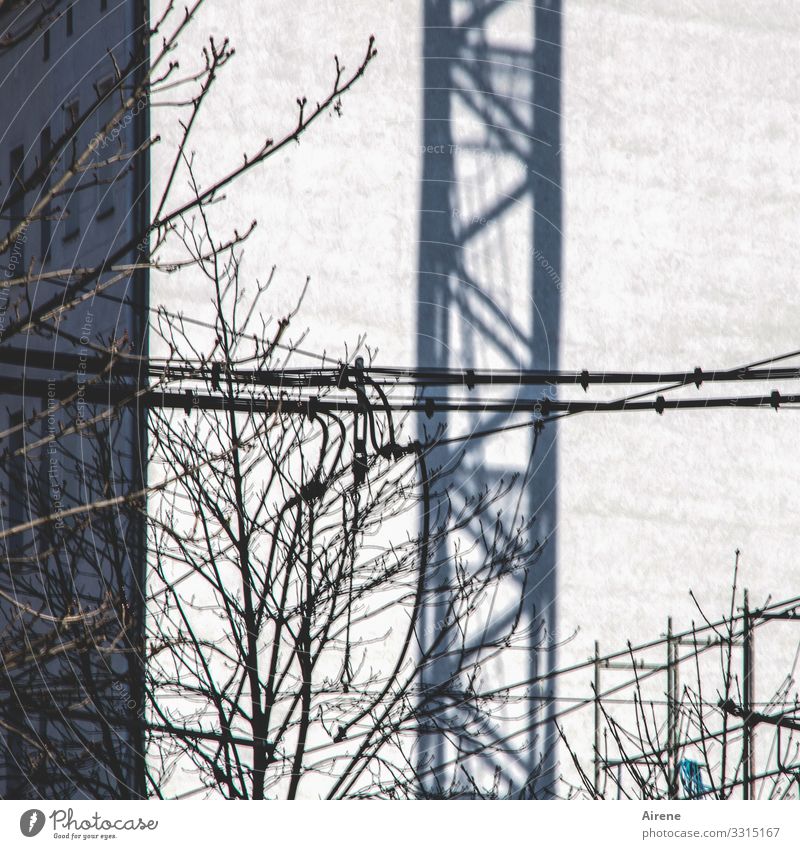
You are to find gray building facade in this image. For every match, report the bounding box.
[0,0,148,799]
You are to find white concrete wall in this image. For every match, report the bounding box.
[150,0,422,366]
[559,0,800,680]
[151,0,800,794]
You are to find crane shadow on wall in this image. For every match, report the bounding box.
[416,0,562,798]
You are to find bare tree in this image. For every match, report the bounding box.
[0,0,571,800]
[0,337,164,797]
[139,195,552,799]
[1,0,376,347]
[2,0,552,802]
[0,0,378,798]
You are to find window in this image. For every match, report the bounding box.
[101,0,108,11]
[66,4,74,37]
[62,100,80,241]
[65,99,80,129]
[8,410,25,555]
[43,28,50,61]
[3,701,31,798]
[94,77,117,220]
[40,127,52,263]
[8,146,25,275]
[5,411,52,561]
[37,418,53,522]
[9,146,24,196]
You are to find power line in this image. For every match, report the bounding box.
[5,345,800,391]
[3,373,800,419]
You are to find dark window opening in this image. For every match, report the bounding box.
[94,77,117,221]
[8,410,25,554]
[8,146,25,275]
[40,127,52,264]
[65,99,80,129]
[62,100,80,241]
[66,4,74,37]
[43,28,50,61]
[9,145,24,196]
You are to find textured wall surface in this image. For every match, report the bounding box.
[559,0,800,666]
[151,0,800,791]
